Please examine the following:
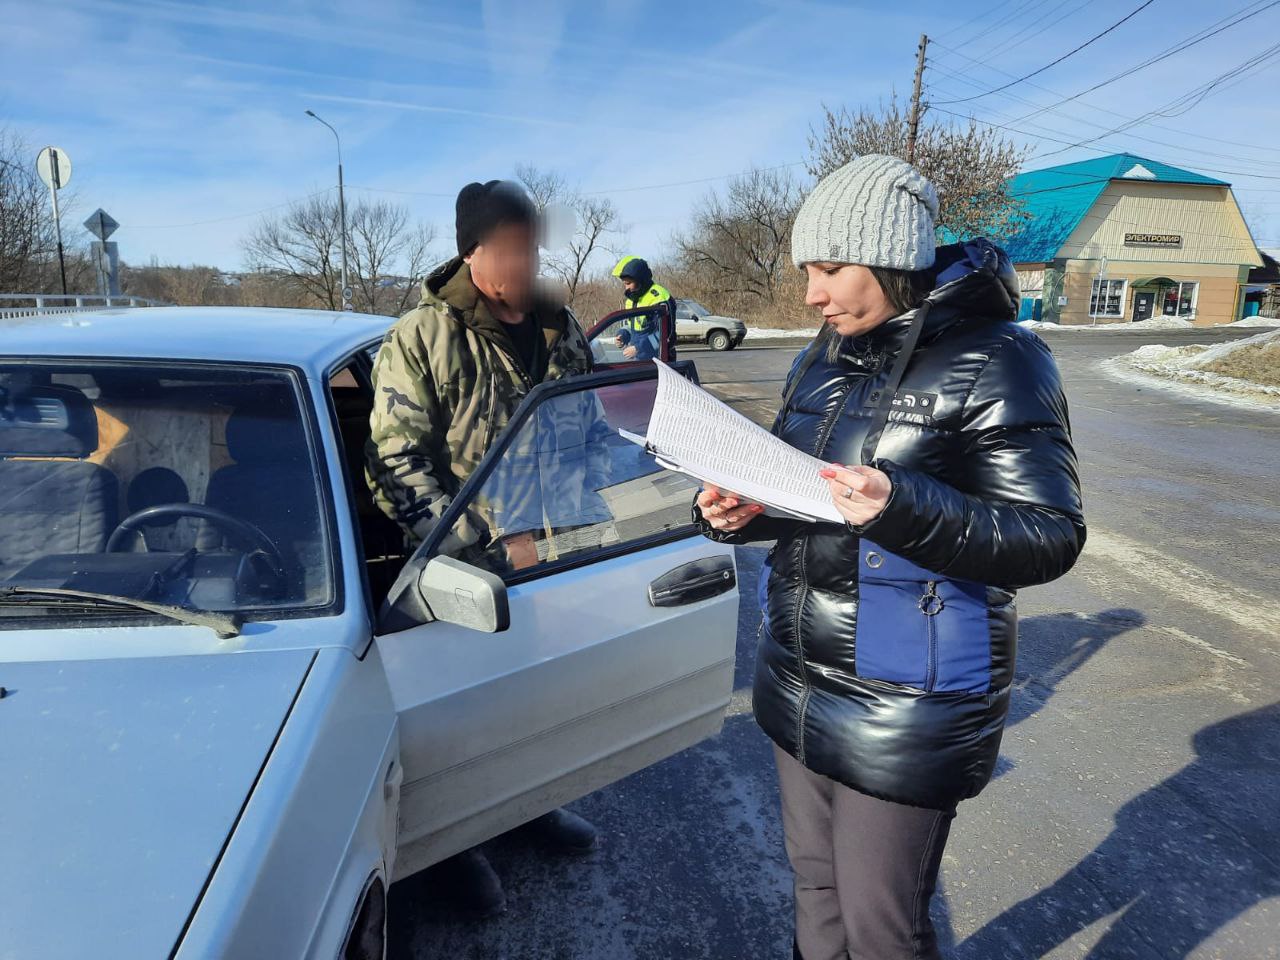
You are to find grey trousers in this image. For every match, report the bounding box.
[774,746,954,960]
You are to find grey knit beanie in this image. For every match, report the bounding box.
[791,155,940,270]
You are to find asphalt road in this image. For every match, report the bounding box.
[389,325,1280,960]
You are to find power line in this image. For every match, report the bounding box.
[933,0,1159,105]
[124,187,335,229]
[931,105,1280,181]
[925,1,1280,151]
[351,161,809,200]
[925,58,1280,172]
[936,0,1061,65]
[970,0,1105,68]
[1029,39,1280,161]
[934,0,1023,43]
[1004,0,1280,125]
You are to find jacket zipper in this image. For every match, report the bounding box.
[791,379,856,762]
[920,581,943,692]
[792,537,811,762]
[481,371,501,450]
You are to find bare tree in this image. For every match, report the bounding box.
[674,166,803,305]
[120,261,229,305]
[514,164,568,215]
[515,164,623,305]
[0,127,85,293]
[243,194,345,308]
[347,201,441,315]
[808,94,1029,239]
[242,194,439,314]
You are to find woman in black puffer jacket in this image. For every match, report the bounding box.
[696,155,1085,960]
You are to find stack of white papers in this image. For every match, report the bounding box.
[620,361,843,524]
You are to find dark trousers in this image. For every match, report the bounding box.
[774,746,954,960]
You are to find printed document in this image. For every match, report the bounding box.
[619,361,843,524]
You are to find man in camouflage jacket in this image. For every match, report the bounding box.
[366,182,598,564]
[365,179,602,917]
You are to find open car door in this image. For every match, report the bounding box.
[375,364,739,880]
[585,302,675,368]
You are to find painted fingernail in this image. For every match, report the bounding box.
[819,469,836,478]
[751,505,764,512]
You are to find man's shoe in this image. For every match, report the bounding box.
[520,807,599,855]
[433,847,505,920]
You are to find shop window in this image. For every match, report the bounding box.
[1161,281,1198,318]
[1090,278,1127,318]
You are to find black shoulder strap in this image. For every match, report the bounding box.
[777,325,832,414]
[859,301,931,466]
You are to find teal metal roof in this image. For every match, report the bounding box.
[993,154,1229,264]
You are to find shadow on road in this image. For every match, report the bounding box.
[951,702,1280,959]
[390,598,1279,959]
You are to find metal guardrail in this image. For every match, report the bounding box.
[0,293,170,320]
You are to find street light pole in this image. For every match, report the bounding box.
[306,110,351,311]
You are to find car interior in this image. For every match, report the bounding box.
[0,365,331,617]
[327,353,411,607]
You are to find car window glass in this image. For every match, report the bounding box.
[432,377,699,581]
[589,307,667,364]
[0,362,333,622]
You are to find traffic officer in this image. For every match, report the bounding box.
[611,255,676,360]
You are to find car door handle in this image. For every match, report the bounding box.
[648,556,736,608]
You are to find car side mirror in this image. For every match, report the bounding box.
[417,556,510,633]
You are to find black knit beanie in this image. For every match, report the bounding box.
[455,180,538,256]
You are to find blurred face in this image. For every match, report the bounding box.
[803,262,896,337]
[466,222,538,314]
[622,278,639,296]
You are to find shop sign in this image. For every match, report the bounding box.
[1124,233,1182,247]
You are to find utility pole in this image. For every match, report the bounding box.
[907,33,929,165]
[306,110,352,311]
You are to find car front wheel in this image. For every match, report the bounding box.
[708,330,731,351]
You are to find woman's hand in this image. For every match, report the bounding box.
[697,485,764,533]
[820,464,892,527]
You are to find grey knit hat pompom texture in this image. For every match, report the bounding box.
[791,154,940,271]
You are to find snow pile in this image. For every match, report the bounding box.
[1021,315,1194,332]
[746,327,818,340]
[1219,316,1280,328]
[1022,315,1280,332]
[1113,328,1280,405]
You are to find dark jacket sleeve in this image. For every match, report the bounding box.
[856,332,1086,590]
[692,499,802,545]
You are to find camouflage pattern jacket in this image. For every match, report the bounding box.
[365,256,595,554]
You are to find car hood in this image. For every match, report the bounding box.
[702,314,746,329]
[0,648,314,960]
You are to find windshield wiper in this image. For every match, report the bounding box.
[0,586,242,638]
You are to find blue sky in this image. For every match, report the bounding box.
[4,0,1279,271]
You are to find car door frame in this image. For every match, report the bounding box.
[583,302,676,368]
[378,361,702,624]
[372,362,740,879]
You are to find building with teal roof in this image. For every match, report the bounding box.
[992,153,1263,326]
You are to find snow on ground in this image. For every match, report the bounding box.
[1022,315,1280,332]
[1219,316,1280,328]
[746,327,817,340]
[1107,327,1280,412]
[1021,315,1195,331]
[750,316,1280,338]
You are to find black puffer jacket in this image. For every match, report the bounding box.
[699,239,1086,811]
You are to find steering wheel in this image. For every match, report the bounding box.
[106,503,288,589]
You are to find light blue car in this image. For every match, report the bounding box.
[0,306,739,959]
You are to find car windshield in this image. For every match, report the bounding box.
[682,300,712,316]
[0,361,333,623]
